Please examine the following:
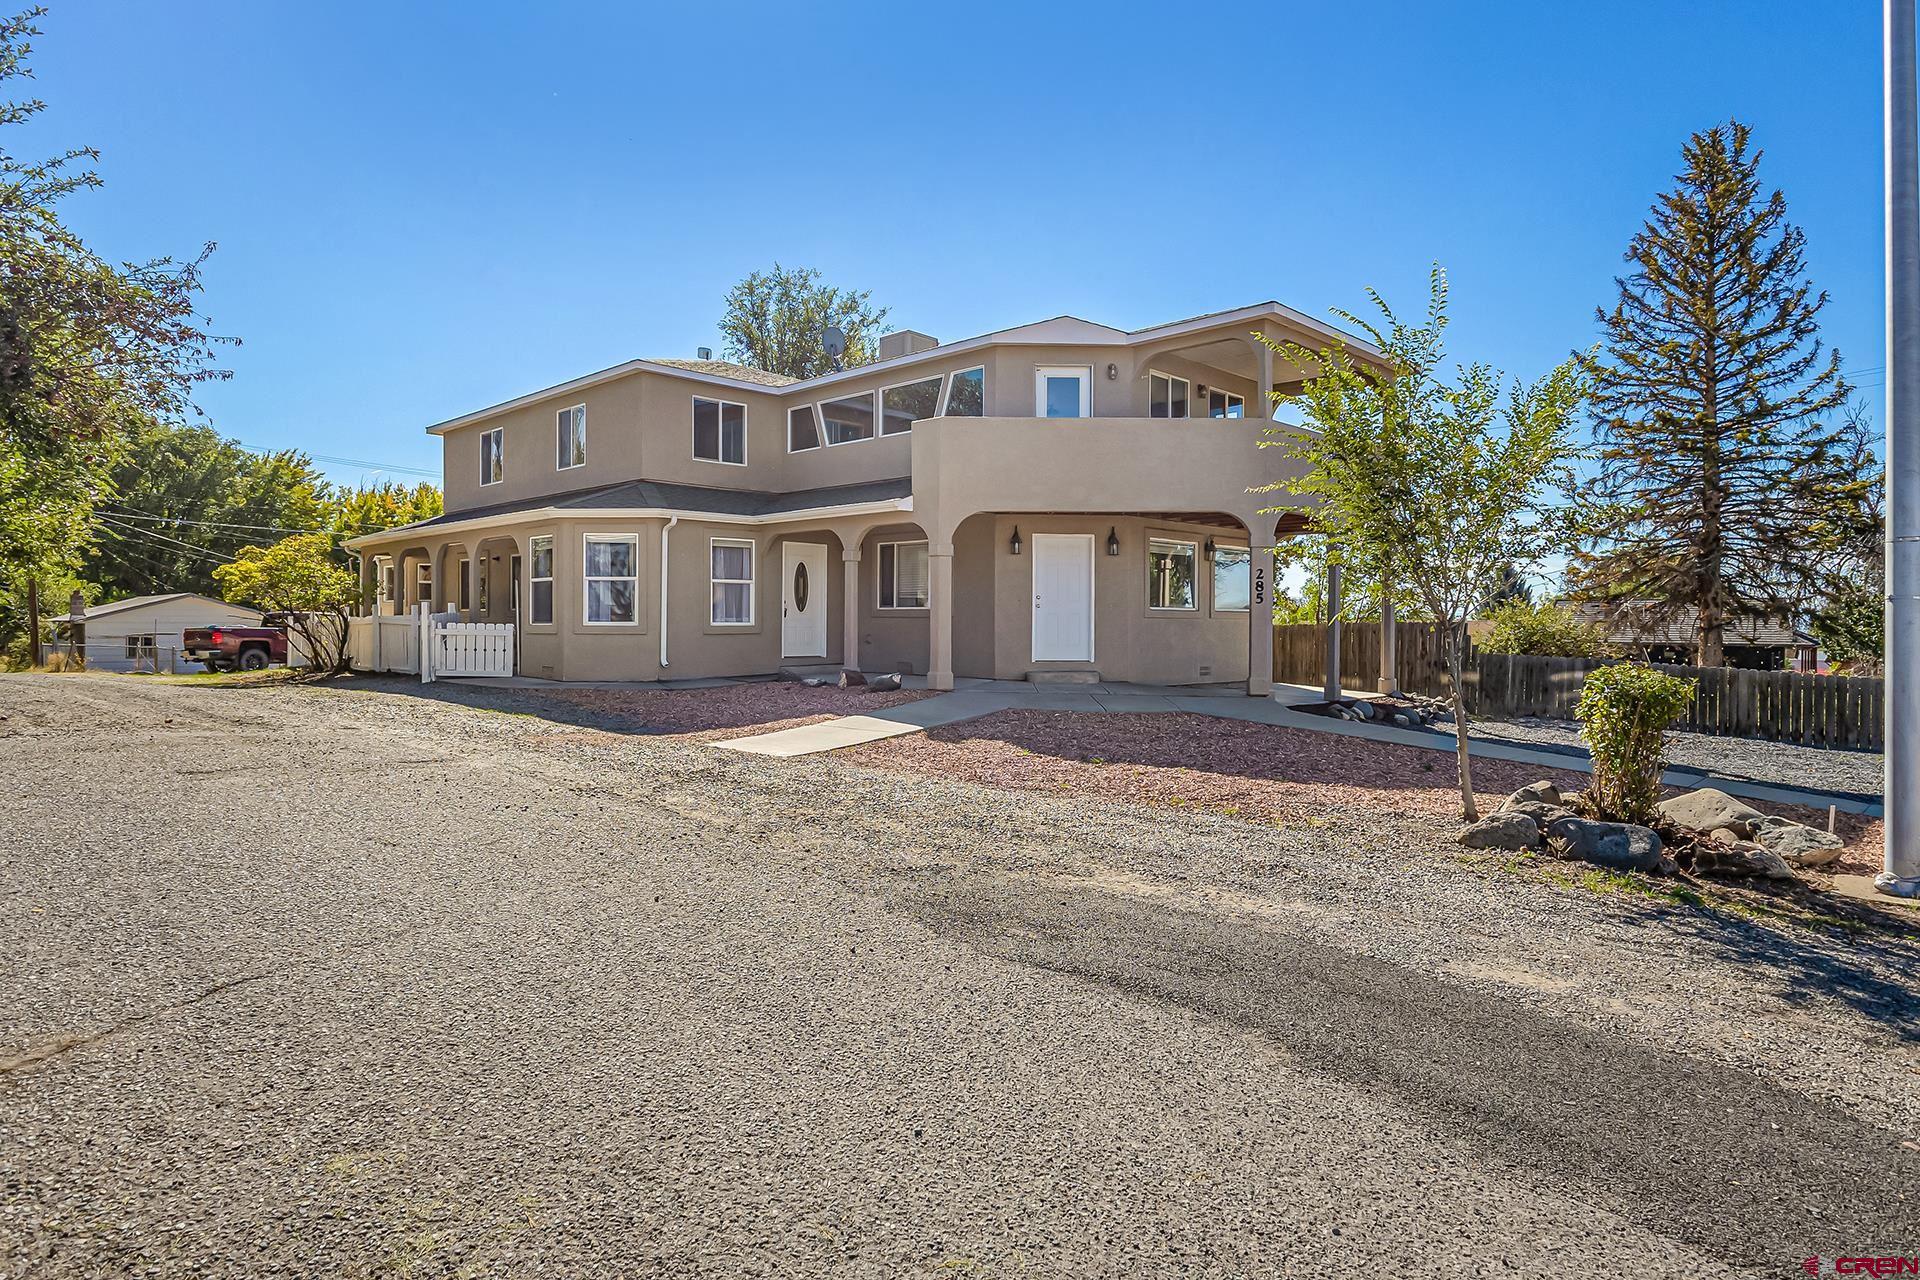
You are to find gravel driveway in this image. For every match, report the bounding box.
[4,673,1919,1278]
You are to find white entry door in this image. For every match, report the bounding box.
[781,541,829,657]
[1031,534,1095,661]
[1034,366,1092,417]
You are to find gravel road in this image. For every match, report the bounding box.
[3,673,1918,1278]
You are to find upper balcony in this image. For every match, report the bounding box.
[908,414,1313,545]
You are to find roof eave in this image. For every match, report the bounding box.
[343,496,914,550]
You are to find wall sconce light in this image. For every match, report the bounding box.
[1106,362,1119,380]
[1106,527,1121,557]
[1010,525,1023,555]
[1204,536,1216,558]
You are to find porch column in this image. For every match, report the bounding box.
[927,542,955,691]
[842,547,862,672]
[1257,337,1275,419]
[1323,558,1344,701]
[394,550,417,614]
[1248,542,1277,696]
[463,547,482,622]
[431,544,449,614]
[1378,584,1398,695]
[357,553,374,617]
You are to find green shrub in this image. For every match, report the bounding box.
[1576,664,1696,824]
[1482,599,1612,657]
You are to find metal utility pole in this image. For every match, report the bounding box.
[1882,0,1920,896]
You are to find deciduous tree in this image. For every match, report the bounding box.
[717,264,889,379]
[213,533,361,673]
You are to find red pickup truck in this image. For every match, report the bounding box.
[181,623,288,672]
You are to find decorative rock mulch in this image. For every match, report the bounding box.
[537,684,931,743]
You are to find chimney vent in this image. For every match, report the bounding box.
[877,330,940,362]
[696,346,713,360]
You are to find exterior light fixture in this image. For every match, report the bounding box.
[1106,527,1121,557]
[1204,536,1216,557]
[1010,526,1023,555]
[1106,362,1119,380]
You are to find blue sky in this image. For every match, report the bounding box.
[24,2,1889,487]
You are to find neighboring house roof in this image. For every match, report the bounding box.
[649,358,797,388]
[78,592,256,621]
[1572,602,1814,648]
[346,476,913,548]
[426,300,1385,436]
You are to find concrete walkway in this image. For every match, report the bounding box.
[713,678,1882,817]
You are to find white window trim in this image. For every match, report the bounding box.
[581,532,640,627]
[818,389,879,447]
[787,403,822,453]
[1034,365,1093,417]
[878,374,945,437]
[556,404,586,471]
[479,427,504,487]
[1147,536,1200,612]
[1205,387,1246,418]
[528,533,555,625]
[940,365,985,417]
[691,395,748,466]
[1211,542,1251,613]
[875,539,930,610]
[1148,369,1192,419]
[709,536,756,626]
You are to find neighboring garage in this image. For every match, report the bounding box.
[60,592,263,672]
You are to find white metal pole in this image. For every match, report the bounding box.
[1882,0,1920,896]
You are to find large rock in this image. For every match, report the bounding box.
[1750,815,1844,868]
[864,672,904,692]
[1458,812,1542,851]
[1501,781,1564,811]
[1699,837,1797,881]
[1657,788,1765,839]
[1502,799,1573,829]
[1543,814,1665,873]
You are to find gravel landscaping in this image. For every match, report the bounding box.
[4,674,1919,1277]
[1459,713,1883,798]
[448,680,930,743]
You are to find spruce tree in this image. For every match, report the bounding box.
[1576,121,1868,665]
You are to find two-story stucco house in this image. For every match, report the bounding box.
[344,302,1386,694]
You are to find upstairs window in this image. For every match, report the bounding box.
[479,427,504,486]
[693,397,746,465]
[1149,372,1191,419]
[529,535,554,624]
[881,376,943,435]
[556,405,586,470]
[878,541,929,609]
[942,366,985,416]
[788,404,821,452]
[1206,388,1244,418]
[819,392,876,445]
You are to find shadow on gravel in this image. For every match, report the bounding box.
[890,873,1920,1272]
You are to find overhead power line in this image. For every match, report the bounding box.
[235,440,441,479]
[101,508,316,536]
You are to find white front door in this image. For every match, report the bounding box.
[1034,366,1092,418]
[1031,534,1095,662]
[781,541,829,658]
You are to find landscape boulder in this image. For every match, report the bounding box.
[1543,814,1665,874]
[1457,812,1542,851]
[1657,788,1764,840]
[865,672,904,692]
[1698,834,1797,880]
[838,669,868,689]
[1749,815,1844,868]
[1502,781,1564,810]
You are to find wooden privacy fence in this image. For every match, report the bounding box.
[1273,623,1884,751]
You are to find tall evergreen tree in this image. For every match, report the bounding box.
[1574,121,1869,665]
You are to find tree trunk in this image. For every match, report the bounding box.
[1448,646,1477,821]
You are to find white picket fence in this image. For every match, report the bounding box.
[347,606,514,681]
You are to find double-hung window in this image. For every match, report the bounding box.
[942,366,985,416]
[556,405,586,470]
[880,377,943,435]
[819,392,875,445]
[710,538,754,625]
[1206,388,1244,418]
[583,534,638,624]
[1149,371,1191,418]
[877,541,929,609]
[479,427,504,485]
[693,397,746,464]
[528,535,554,624]
[1148,538,1198,610]
[1211,543,1251,612]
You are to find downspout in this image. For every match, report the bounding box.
[659,516,678,669]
